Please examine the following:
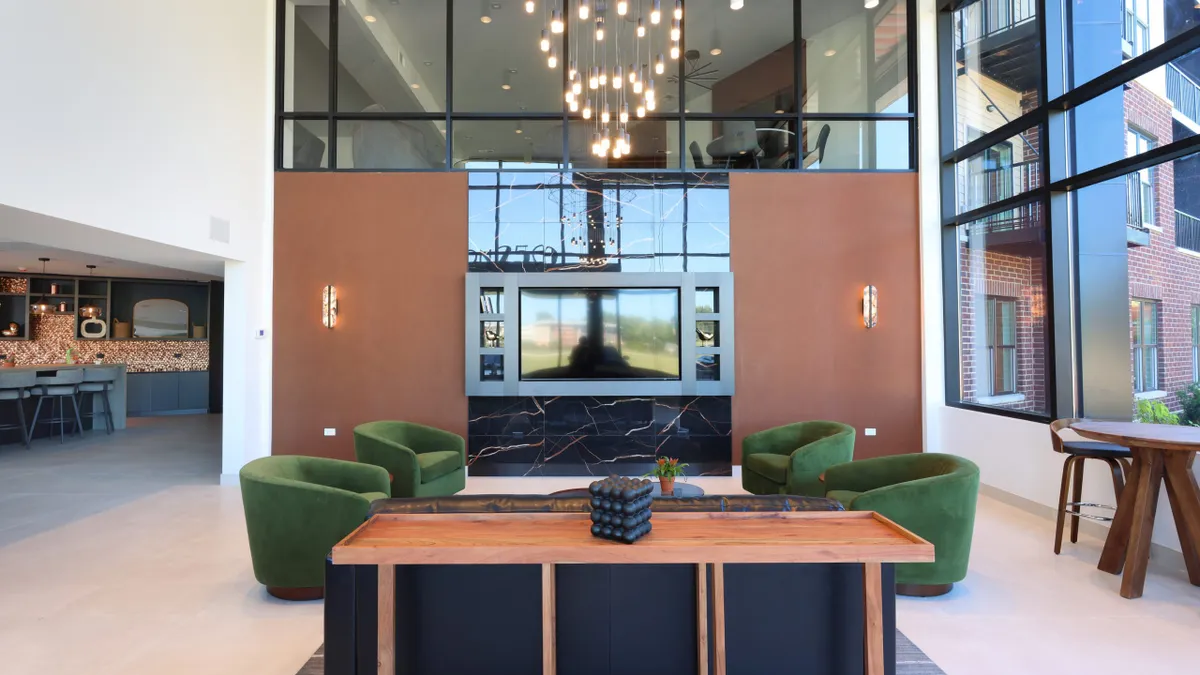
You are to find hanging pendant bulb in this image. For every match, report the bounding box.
[636,102,646,117]
[589,67,600,89]
[637,17,646,37]
[579,0,591,20]
[548,47,558,68]
[583,97,593,118]
[565,89,574,103]
[540,29,551,52]
[601,131,611,152]
[614,65,624,89]
[572,79,583,95]
[595,18,605,41]
[599,68,607,86]
[525,0,536,13]
[650,0,662,24]
[633,78,644,94]
[617,0,629,16]
[619,103,630,124]
[601,101,611,124]
[670,44,680,59]
[670,18,681,41]
[655,53,665,74]
[674,0,683,20]
[628,64,638,83]
[551,9,564,33]
[569,98,579,112]
[568,59,578,80]
[591,132,602,157]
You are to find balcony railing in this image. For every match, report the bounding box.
[957,0,1036,47]
[965,160,1041,213]
[1178,210,1200,252]
[1127,174,1154,230]
[1167,64,1200,126]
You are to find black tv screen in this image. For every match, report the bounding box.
[520,288,681,380]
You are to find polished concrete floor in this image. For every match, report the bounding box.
[0,416,1198,674]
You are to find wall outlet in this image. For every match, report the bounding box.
[323,428,337,437]
[865,428,877,436]
[255,329,267,339]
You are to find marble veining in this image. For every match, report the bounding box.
[468,395,732,476]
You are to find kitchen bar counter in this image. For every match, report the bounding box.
[0,363,126,432]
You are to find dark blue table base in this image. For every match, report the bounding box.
[325,558,895,675]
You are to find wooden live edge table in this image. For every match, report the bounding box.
[1071,421,1200,599]
[332,510,933,675]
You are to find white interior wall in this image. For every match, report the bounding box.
[0,0,275,478]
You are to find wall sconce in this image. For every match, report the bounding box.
[863,285,878,329]
[322,285,338,329]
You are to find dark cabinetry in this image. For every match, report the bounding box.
[127,371,210,416]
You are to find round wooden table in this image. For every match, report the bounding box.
[1071,421,1200,598]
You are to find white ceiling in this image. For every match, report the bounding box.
[0,243,216,282]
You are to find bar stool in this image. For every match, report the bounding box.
[30,369,85,443]
[1050,418,1133,554]
[0,370,37,448]
[79,368,117,434]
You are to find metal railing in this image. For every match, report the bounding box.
[1168,64,1200,126]
[1178,209,1200,252]
[965,160,1041,212]
[1127,174,1155,229]
[957,0,1037,47]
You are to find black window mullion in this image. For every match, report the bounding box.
[447,0,454,170]
[327,0,339,169]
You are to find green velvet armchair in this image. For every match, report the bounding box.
[741,421,856,497]
[239,455,391,600]
[353,421,467,498]
[824,453,980,596]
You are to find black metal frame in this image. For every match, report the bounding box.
[939,0,1200,421]
[274,0,919,172]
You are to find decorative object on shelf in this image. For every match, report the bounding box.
[79,304,101,319]
[863,284,878,329]
[31,258,53,315]
[94,353,105,365]
[132,298,189,338]
[64,346,75,365]
[57,301,68,313]
[1,354,13,368]
[588,476,653,544]
[50,283,60,295]
[1,322,18,337]
[192,324,206,339]
[645,456,689,496]
[322,285,338,329]
[80,318,108,339]
[112,319,131,339]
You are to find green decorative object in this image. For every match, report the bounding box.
[824,453,980,595]
[64,347,74,364]
[354,421,467,498]
[741,421,856,497]
[239,455,390,599]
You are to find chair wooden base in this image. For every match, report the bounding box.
[1054,454,1129,554]
[895,582,953,597]
[266,585,324,601]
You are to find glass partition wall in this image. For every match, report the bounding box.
[940,0,1200,422]
[277,0,917,171]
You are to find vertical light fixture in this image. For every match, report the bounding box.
[579,0,591,20]
[540,29,551,51]
[323,285,339,329]
[731,0,744,9]
[863,285,878,329]
[551,8,564,33]
[650,0,662,24]
[31,257,52,315]
[525,0,536,13]
[865,0,880,7]
[674,0,683,19]
[481,0,493,23]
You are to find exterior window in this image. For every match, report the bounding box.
[1126,128,1155,228]
[1131,299,1159,393]
[1193,306,1199,382]
[987,296,1018,396]
[1124,0,1150,58]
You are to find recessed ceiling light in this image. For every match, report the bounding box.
[501,83,512,90]
[364,15,377,23]
[423,61,433,66]
[710,48,722,56]
[824,49,837,57]
[411,83,420,89]
[481,15,492,23]
[774,109,785,114]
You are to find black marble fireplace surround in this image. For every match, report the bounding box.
[467,396,732,476]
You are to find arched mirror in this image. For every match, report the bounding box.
[132,299,189,338]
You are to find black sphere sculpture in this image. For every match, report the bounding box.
[587,476,654,544]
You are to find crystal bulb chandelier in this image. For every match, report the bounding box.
[537,0,677,162]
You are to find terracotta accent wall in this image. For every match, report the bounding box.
[731,172,921,462]
[273,173,468,460]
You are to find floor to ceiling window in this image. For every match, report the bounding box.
[275,0,918,172]
[940,0,1200,422]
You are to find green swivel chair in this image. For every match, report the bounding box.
[824,453,980,596]
[741,421,856,497]
[239,455,391,600]
[354,421,467,498]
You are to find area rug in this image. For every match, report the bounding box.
[297,632,945,674]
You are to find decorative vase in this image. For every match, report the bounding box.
[659,476,675,496]
[193,325,206,339]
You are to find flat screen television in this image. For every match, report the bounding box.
[520,288,681,380]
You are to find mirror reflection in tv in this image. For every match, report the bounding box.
[520,288,681,380]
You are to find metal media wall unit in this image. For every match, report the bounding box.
[466,272,734,397]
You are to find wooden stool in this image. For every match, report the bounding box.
[1050,418,1132,554]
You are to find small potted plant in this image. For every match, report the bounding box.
[1,354,14,368]
[646,457,689,496]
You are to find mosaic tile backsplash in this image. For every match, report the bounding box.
[0,315,208,372]
[0,277,28,294]
[467,395,732,477]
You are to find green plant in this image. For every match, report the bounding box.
[1177,383,1200,426]
[1135,399,1180,425]
[645,457,689,478]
